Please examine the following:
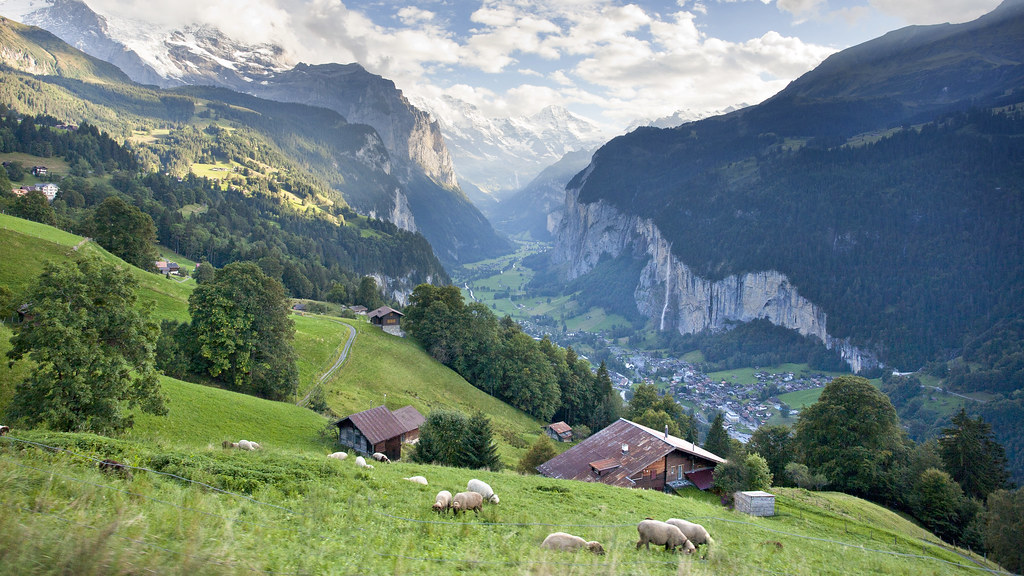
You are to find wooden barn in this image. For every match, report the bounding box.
[368,306,403,327]
[544,421,573,442]
[334,405,424,462]
[536,418,725,492]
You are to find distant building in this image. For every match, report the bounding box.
[368,306,404,336]
[12,183,58,202]
[536,418,725,492]
[544,421,573,443]
[31,166,47,176]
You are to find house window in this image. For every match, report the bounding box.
[678,465,683,478]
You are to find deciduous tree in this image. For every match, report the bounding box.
[5,255,167,434]
[518,435,557,474]
[794,375,907,502]
[92,195,158,270]
[187,261,297,400]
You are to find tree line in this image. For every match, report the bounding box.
[402,284,622,428]
[703,375,1020,569]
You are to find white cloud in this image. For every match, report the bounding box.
[396,7,435,25]
[868,0,1001,24]
[777,0,827,18]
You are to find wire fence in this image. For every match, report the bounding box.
[1,434,1016,575]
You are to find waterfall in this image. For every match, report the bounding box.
[659,244,672,331]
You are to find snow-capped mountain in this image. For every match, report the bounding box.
[419,95,610,204]
[0,0,510,265]
[4,0,291,89]
[626,104,750,131]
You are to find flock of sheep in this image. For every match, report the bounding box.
[428,478,500,515]
[541,518,713,556]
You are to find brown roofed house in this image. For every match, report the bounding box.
[544,421,573,442]
[335,405,424,461]
[535,418,726,492]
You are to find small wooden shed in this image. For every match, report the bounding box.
[735,490,775,516]
[544,421,573,442]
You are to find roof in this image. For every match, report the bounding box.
[685,468,716,490]
[547,421,572,434]
[392,405,425,433]
[368,306,404,319]
[589,458,621,472]
[536,418,726,487]
[336,405,407,445]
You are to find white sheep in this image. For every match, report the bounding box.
[665,518,714,554]
[328,451,348,460]
[371,452,391,463]
[432,490,452,514]
[250,442,261,450]
[1,425,12,436]
[467,478,499,504]
[403,475,428,485]
[636,519,695,553]
[354,455,367,467]
[452,491,483,515]
[540,532,605,555]
[238,439,254,451]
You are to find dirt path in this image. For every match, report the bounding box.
[298,319,356,407]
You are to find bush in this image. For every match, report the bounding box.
[517,435,557,475]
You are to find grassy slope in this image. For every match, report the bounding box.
[0,435,1000,576]
[0,214,546,466]
[325,318,548,464]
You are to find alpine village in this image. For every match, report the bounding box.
[0,0,1023,574]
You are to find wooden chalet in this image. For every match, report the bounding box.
[392,405,426,443]
[544,421,573,442]
[368,306,404,327]
[334,405,424,461]
[536,418,725,492]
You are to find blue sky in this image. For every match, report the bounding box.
[86,0,1002,131]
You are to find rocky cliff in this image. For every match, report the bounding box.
[554,182,878,373]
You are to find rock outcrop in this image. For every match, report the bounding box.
[554,183,878,373]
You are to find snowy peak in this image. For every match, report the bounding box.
[420,95,609,199]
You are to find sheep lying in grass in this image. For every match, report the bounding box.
[636,519,695,553]
[432,490,452,514]
[372,452,391,463]
[665,518,714,555]
[540,532,605,555]
[467,478,499,504]
[452,491,483,515]
[238,440,254,451]
[0,425,10,436]
[403,475,428,485]
[98,458,133,480]
[328,451,348,460]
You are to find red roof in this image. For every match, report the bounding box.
[547,421,572,434]
[536,418,725,488]
[685,468,716,490]
[338,405,407,445]
[392,405,425,433]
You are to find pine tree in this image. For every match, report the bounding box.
[461,411,502,471]
[938,409,1010,500]
[704,412,731,459]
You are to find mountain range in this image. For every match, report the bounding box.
[552,0,1024,372]
[0,0,509,266]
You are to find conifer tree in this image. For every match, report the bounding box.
[704,412,731,459]
[939,409,1010,500]
[461,411,502,471]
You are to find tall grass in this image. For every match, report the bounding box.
[0,434,1001,576]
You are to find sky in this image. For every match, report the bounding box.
[83,0,1002,132]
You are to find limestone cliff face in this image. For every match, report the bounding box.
[253,63,458,190]
[554,184,878,373]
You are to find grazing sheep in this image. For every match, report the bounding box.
[238,439,254,451]
[467,478,499,504]
[432,490,452,514]
[451,491,483,515]
[371,452,391,463]
[328,451,348,460]
[98,458,133,480]
[355,455,367,467]
[0,425,10,436]
[540,532,605,555]
[665,518,714,552]
[636,519,695,553]
[404,475,428,485]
